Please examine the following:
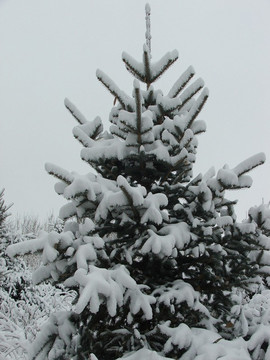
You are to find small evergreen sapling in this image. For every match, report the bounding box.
[0,188,12,238]
[0,188,17,295]
[7,4,270,360]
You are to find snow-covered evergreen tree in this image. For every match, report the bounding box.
[7,5,270,360]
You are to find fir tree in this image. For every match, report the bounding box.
[7,5,270,360]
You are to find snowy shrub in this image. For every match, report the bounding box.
[1,208,69,359]
[0,272,75,359]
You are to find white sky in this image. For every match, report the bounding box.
[1,0,270,220]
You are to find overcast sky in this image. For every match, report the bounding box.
[1,0,270,221]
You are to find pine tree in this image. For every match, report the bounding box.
[7,5,270,360]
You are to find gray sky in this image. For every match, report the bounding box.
[1,0,270,221]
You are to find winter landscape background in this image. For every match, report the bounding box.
[1,0,270,220]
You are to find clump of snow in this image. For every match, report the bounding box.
[116,348,173,360]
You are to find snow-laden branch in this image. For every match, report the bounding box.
[64,98,87,125]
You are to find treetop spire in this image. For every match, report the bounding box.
[145,3,151,58]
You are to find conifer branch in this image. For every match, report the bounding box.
[176,98,195,117]
[233,153,266,177]
[174,169,190,187]
[96,70,133,110]
[118,119,137,133]
[184,88,209,130]
[191,120,207,135]
[179,78,205,110]
[143,46,152,89]
[157,94,182,114]
[30,334,57,360]
[122,54,145,83]
[134,80,142,147]
[45,163,73,185]
[110,126,127,140]
[160,155,189,185]
[120,186,141,222]
[168,66,195,98]
[150,50,179,84]
[146,87,154,105]
[64,98,87,125]
[89,118,103,139]
[73,127,94,148]
[91,126,102,140]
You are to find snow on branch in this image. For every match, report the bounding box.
[150,49,179,83]
[29,311,76,360]
[179,78,205,108]
[117,348,171,360]
[159,325,250,360]
[125,286,156,320]
[45,163,74,184]
[171,148,189,168]
[59,202,77,220]
[118,175,146,206]
[140,192,168,225]
[217,166,251,190]
[83,116,103,139]
[191,120,207,135]
[123,48,178,87]
[73,127,94,147]
[179,129,194,149]
[73,265,155,319]
[158,280,207,312]
[64,98,87,125]
[96,69,134,110]
[182,87,209,131]
[142,222,191,257]
[63,173,98,200]
[118,175,145,221]
[168,65,195,98]
[217,153,265,190]
[248,325,270,358]
[233,153,266,177]
[73,116,103,147]
[94,176,145,222]
[160,322,192,354]
[141,229,175,257]
[6,231,48,258]
[81,137,126,165]
[156,93,182,113]
[122,52,145,82]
